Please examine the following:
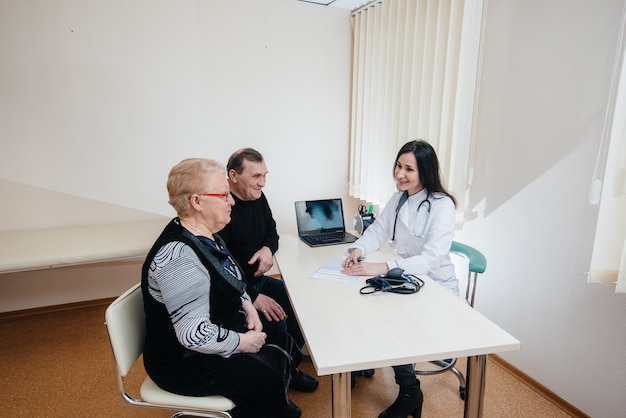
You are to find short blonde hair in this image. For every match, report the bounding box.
[167,158,225,216]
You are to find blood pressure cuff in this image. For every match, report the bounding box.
[359,274,424,295]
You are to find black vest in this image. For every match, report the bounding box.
[141,218,247,370]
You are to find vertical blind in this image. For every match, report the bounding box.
[349,0,486,214]
[588,102,626,293]
[588,4,626,294]
[588,124,626,293]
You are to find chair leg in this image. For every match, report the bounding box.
[414,359,467,401]
[448,366,466,400]
[415,358,457,375]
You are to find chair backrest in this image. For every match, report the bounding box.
[450,241,487,307]
[105,283,145,377]
[450,241,487,274]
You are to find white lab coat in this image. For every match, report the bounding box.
[350,189,458,296]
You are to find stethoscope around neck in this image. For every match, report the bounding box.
[389,191,431,247]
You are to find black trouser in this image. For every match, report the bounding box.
[254,275,305,348]
[392,363,419,387]
[149,326,300,418]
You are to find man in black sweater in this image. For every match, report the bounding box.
[218,148,317,392]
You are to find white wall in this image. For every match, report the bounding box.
[455,0,626,417]
[0,0,357,234]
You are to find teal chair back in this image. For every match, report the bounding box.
[450,241,487,307]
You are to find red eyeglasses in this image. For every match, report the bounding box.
[197,192,231,201]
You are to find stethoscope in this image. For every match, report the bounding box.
[389,191,431,247]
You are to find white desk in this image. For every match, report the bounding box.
[274,234,520,418]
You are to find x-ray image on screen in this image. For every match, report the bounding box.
[295,199,344,233]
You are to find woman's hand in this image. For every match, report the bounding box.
[342,260,389,277]
[342,248,364,268]
[235,301,266,353]
[242,300,263,332]
[237,330,267,353]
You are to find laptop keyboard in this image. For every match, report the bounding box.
[306,231,345,244]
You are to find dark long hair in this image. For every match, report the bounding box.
[394,140,457,207]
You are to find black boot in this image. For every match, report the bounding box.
[378,382,423,418]
[289,367,319,392]
[351,369,375,389]
[278,399,302,418]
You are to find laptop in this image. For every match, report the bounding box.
[294,198,359,247]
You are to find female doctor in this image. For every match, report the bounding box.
[342,139,458,418]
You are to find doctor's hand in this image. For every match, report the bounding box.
[341,260,389,277]
[342,249,364,268]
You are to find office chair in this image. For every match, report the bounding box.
[105,283,236,418]
[414,240,487,400]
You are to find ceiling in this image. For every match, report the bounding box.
[296,0,374,12]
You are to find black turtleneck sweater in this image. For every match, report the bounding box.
[218,192,279,300]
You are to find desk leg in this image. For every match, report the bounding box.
[464,354,487,418]
[331,372,351,418]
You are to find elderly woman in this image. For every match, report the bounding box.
[141,158,302,418]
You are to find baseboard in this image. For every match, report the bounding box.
[0,297,115,320]
[489,354,590,418]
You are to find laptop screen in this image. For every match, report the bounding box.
[295,199,346,235]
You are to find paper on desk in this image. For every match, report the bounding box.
[311,258,359,282]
